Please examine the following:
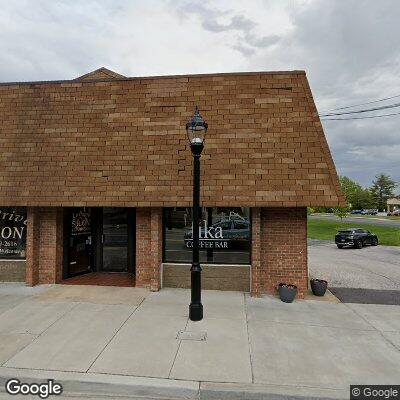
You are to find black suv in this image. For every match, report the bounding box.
[335,228,378,249]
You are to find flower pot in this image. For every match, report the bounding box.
[310,279,328,297]
[278,283,297,303]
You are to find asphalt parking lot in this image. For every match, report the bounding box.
[309,239,400,305]
[309,214,400,227]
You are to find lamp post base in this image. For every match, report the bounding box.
[189,302,203,321]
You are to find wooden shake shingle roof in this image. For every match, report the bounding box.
[0,70,344,207]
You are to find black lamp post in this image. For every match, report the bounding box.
[186,106,208,321]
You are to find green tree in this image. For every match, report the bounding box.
[351,188,374,210]
[370,173,397,211]
[339,176,374,209]
[339,176,362,205]
[334,207,349,221]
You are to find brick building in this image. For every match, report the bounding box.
[0,68,344,298]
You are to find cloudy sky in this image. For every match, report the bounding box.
[1,0,399,190]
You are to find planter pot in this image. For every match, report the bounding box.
[310,279,328,296]
[278,283,297,303]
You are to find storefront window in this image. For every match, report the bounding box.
[0,207,27,259]
[163,207,251,264]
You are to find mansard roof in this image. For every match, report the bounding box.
[0,70,344,207]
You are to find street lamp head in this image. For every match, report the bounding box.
[186,106,208,155]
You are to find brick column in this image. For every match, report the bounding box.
[136,207,162,290]
[254,207,308,298]
[26,207,63,286]
[150,208,162,291]
[26,207,40,286]
[251,208,261,297]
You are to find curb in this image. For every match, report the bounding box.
[0,368,349,400]
[201,382,348,400]
[0,368,199,399]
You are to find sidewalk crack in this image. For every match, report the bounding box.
[344,303,400,353]
[168,317,189,379]
[1,301,80,367]
[85,297,147,373]
[244,293,255,384]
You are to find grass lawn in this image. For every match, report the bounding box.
[308,219,400,246]
[313,213,400,220]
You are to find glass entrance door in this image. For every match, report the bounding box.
[67,208,93,276]
[102,207,128,272]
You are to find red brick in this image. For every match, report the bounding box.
[136,207,162,290]
[251,207,308,298]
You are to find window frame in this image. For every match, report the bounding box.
[162,207,252,265]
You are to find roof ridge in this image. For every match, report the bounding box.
[0,70,306,87]
[74,67,125,81]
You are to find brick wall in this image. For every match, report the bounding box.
[136,207,162,290]
[0,260,26,282]
[252,207,308,298]
[25,206,162,288]
[22,205,308,296]
[26,207,40,285]
[0,72,344,208]
[163,264,250,292]
[26,207,63,285]
[251,208,261,297]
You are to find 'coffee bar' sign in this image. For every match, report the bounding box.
[0,208,27,259]
[184,220,229,249]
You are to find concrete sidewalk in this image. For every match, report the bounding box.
[0,284,399,399]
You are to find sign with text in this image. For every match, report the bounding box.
[0,207,27,259]
[184,219,249,249]
[164,207,251,264]
[71,210,91,236]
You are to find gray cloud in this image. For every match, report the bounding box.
[176,0,400,188]
[175,1,281,56]
[176,2,256,32]
[231,43,255,57]
[202,15,257,33]
[248,0,400,189]
[0,0,398,190]
[245,33,281,48]
[0,0,127,81]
